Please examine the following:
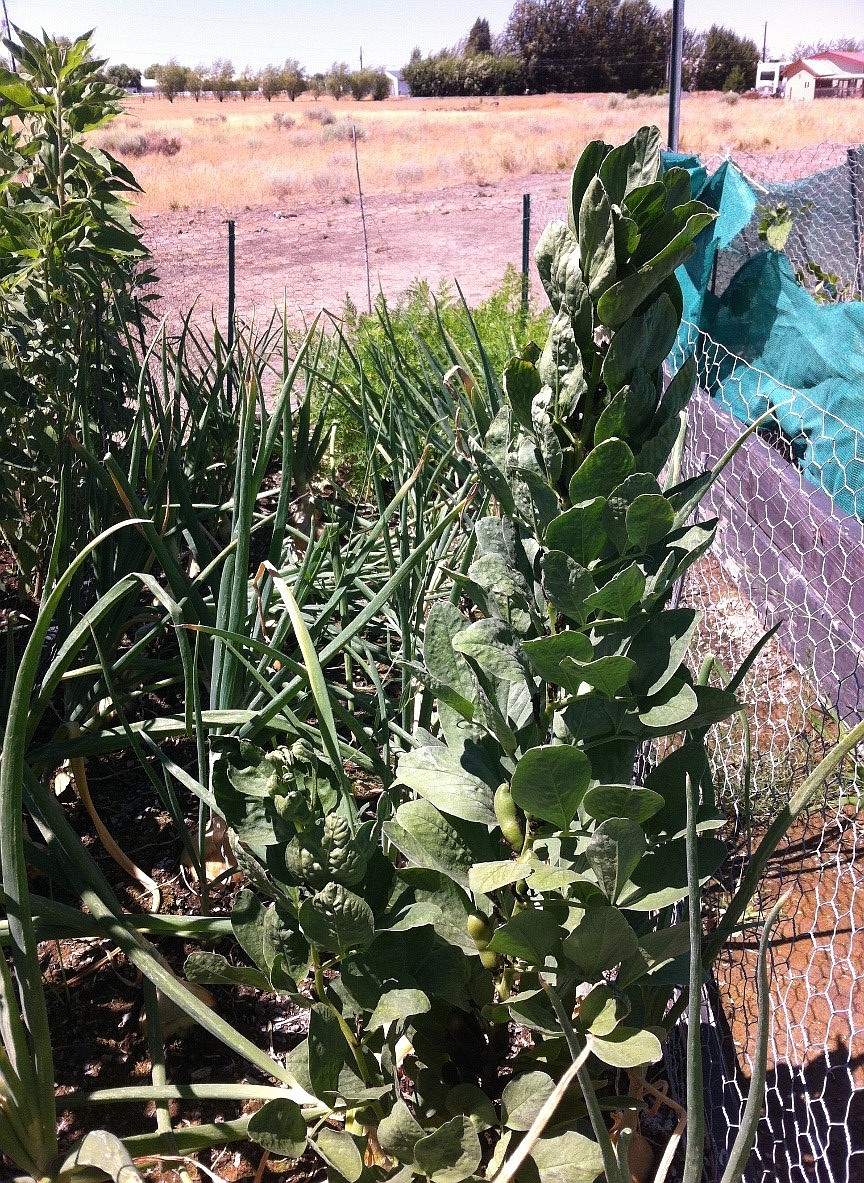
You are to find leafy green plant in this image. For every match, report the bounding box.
[173,126,842,1182]
[0,27,157,599]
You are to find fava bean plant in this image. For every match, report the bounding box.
[185,127,822,1182]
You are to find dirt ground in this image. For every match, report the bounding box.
[138,172,568,331]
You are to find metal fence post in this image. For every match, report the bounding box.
[521,193,531,316]
[226,218,235,400]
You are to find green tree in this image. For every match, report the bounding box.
[282,58,306,100]
[465,17,493,55]
[236,66,258,100]
[791,37,864,57]
[693,24,758,91]
[260,64,283,100]
[155,59,188,101]
[187,66,204,100]
[325,61,351,99]
[347,68,374,99]
[503,0,582,91]
[370,69,391,100]
[209,58,235,101]
[609,0,667,92]
[105,62,141,90]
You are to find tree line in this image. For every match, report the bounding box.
[114,59,392,103]
[405,3,766,97]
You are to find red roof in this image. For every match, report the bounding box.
[813,50,864,71]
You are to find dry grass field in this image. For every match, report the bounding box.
[99,90,864,214]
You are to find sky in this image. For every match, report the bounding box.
[8,1,864,75]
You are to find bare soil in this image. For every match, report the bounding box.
[139,172,568,331]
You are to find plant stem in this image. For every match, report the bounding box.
[682,772,705,1183]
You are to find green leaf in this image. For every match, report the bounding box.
[395,745,496,826]
[617,922,691,987]
[504,356,542,431]
[501,1071,556,1131]
[308,1003,348,1097]
[601,472,662,552]
[545,498,607,567]
[424,603,473,700]
[561,654,636,699]
[583,564,645,620]
[367,989,431,1032]
[541,550,595,623]
[581,785,664,825]
[618,835,728,911]
[378,1100,426,1164]
[453,617,529,684]
[625,494,675,550]
[486,907,563,965]
[299,883,375,956]
[414,1115,482,1183]
[586,819,645,903]
[602,293,678,394]
[627,609,698,698]
[522,632,593,689]
[529,1129,605,1183]
[446,1083,498,1132]
[510,745,591,829]
[231,889,268,972]
[468,859,536,894]
[579,175,617,300]
[638,679,698,730]
[567,438,635,505]
[563,905,639,976]
[578,984,629,1036]
[589,1026,663,1069]
[315,1127,364,1183]
[183,951,271,991]
[569,138,611,234]
[248,1098,308,1157]
[58,1130,144,1183]
[384,800,479,889]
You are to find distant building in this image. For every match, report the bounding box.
[755,60,786,96]
[783,50,864,101]
[384,69,410,98]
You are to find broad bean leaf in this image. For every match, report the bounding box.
[522,632,593,691]
[308,1003,348,1097]
[583,563,645,619]
[579,176,617,300]
[579,984,629,1036]
[446,1083,498,1132]
[510,744,591,829]
[625,494,675,550]
[545,498,607,566]
[541,550,595,623]
[231,888,268,970]
[248,1098,307,1157]
[503,355,542,431]
[501,1071,556,1131]
[299,883,375,956]
[619,835,728,910]
[486,907,563,965]
[561,654,636,699]
[452,617,530,685]
[424,603,473,700]
[602,293,678,394]
[384,801,490,890]
[586,819,646,903]
[315,1127,363,1183]
[394,744,496,826]
[377,1100,426,1164]
[367,988,431,1032]
[183,951,271,991]
[414,1115,482,1183]
[581,784,664,824]
[589,1026,663,1069]
[627,608,698,697]
[567,437,635,504]
[563,905,639,976]
[529,1129,605,1183]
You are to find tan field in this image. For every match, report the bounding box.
[98,90,864,214]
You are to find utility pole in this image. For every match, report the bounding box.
[359,46,363,70]
[762,22,768,62]
[667,0,684,152]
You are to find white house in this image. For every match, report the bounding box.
[784,50,864,101]
[384,69,410,98]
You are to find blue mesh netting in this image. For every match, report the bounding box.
[664,148,864,519]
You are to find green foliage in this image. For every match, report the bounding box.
[403,51,527,97]
[502,0,668,93]
[0,26,155,596]
[692,24,759,92]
